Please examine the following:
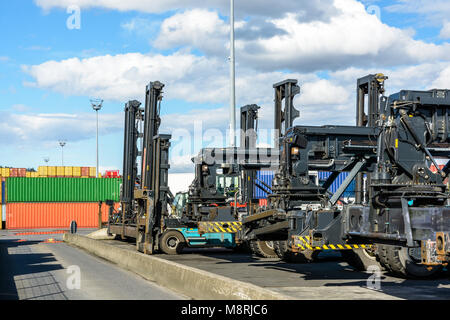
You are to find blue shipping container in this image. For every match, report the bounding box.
[1,180,5,204]
[317,172,355,198]
[254,170,274,199]
[253,171,355,199]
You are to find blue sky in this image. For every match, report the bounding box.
[0,0,449,173]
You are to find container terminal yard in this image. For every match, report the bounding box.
[1,0,450,310]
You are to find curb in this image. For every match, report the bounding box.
[63,233,293,300]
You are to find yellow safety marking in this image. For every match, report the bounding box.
[292,235,372,251]
[198,221,242,233]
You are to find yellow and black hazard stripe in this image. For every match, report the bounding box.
[293,235,372,251]
[197,221,243,233]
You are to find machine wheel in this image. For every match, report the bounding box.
[249,240,278,258]
[341,247,382,271]
[274,240,318,263]
[159,230,185,255]
[377,244,442,279]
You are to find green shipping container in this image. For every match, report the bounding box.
[6,178,121,202]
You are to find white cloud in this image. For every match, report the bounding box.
[22,51,317,106]
[22,52,208,101]
[236,0,450,72]
[432,65,450,89]
[120,17,161,37]
[440,21,450,39]
[11,104,31,112]
[0,111,123,146]
[386,1,450,27]
[35,0,336,20]
[155,9,228,56]
[147,2,450,73]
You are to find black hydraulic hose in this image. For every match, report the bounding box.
[254,181,272,195]
[255,178,273,193]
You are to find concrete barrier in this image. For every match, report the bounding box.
[86,228,116,240]
[64,233,293,300]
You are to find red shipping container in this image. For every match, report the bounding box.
[18,168,26,177]
[6,202,120,229]
[258,199,268,207]
[10,168,18,177]
[81,167,89,177]
[105,170,120,178]
[430,164,445,173]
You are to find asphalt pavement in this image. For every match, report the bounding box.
[0,228,185,300]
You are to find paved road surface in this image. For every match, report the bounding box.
[0,229,185,300]
[160,248,450,299]
[101,238,450,300]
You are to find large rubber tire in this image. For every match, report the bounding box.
[341,248,383,271]
[274,240,319,263]
[377,244,442,279]
[249,240,278,258]
[159,230,185,255]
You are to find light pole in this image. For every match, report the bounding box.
[90,98,103,178]
[229,0,236,147]
[59,140,66,166]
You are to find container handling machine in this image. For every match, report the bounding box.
[240,74,450,278]
[107,81,256,254]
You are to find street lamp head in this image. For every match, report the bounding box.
[59,140,66,147]
[43,157,50,163]
[90,98,103,111]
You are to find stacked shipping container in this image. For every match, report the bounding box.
[254,170,356,203]
[0,166,98,178]
[4,177,121,229]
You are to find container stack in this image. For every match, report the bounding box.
[1,177,5,229]
[37,166,97,178]
[254,170,356,206]
[4,177,121,229]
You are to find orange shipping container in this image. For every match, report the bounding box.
[81,167,89,177]
[18,168,26,177]
[6,202,119,229]
[10,168,18,177]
